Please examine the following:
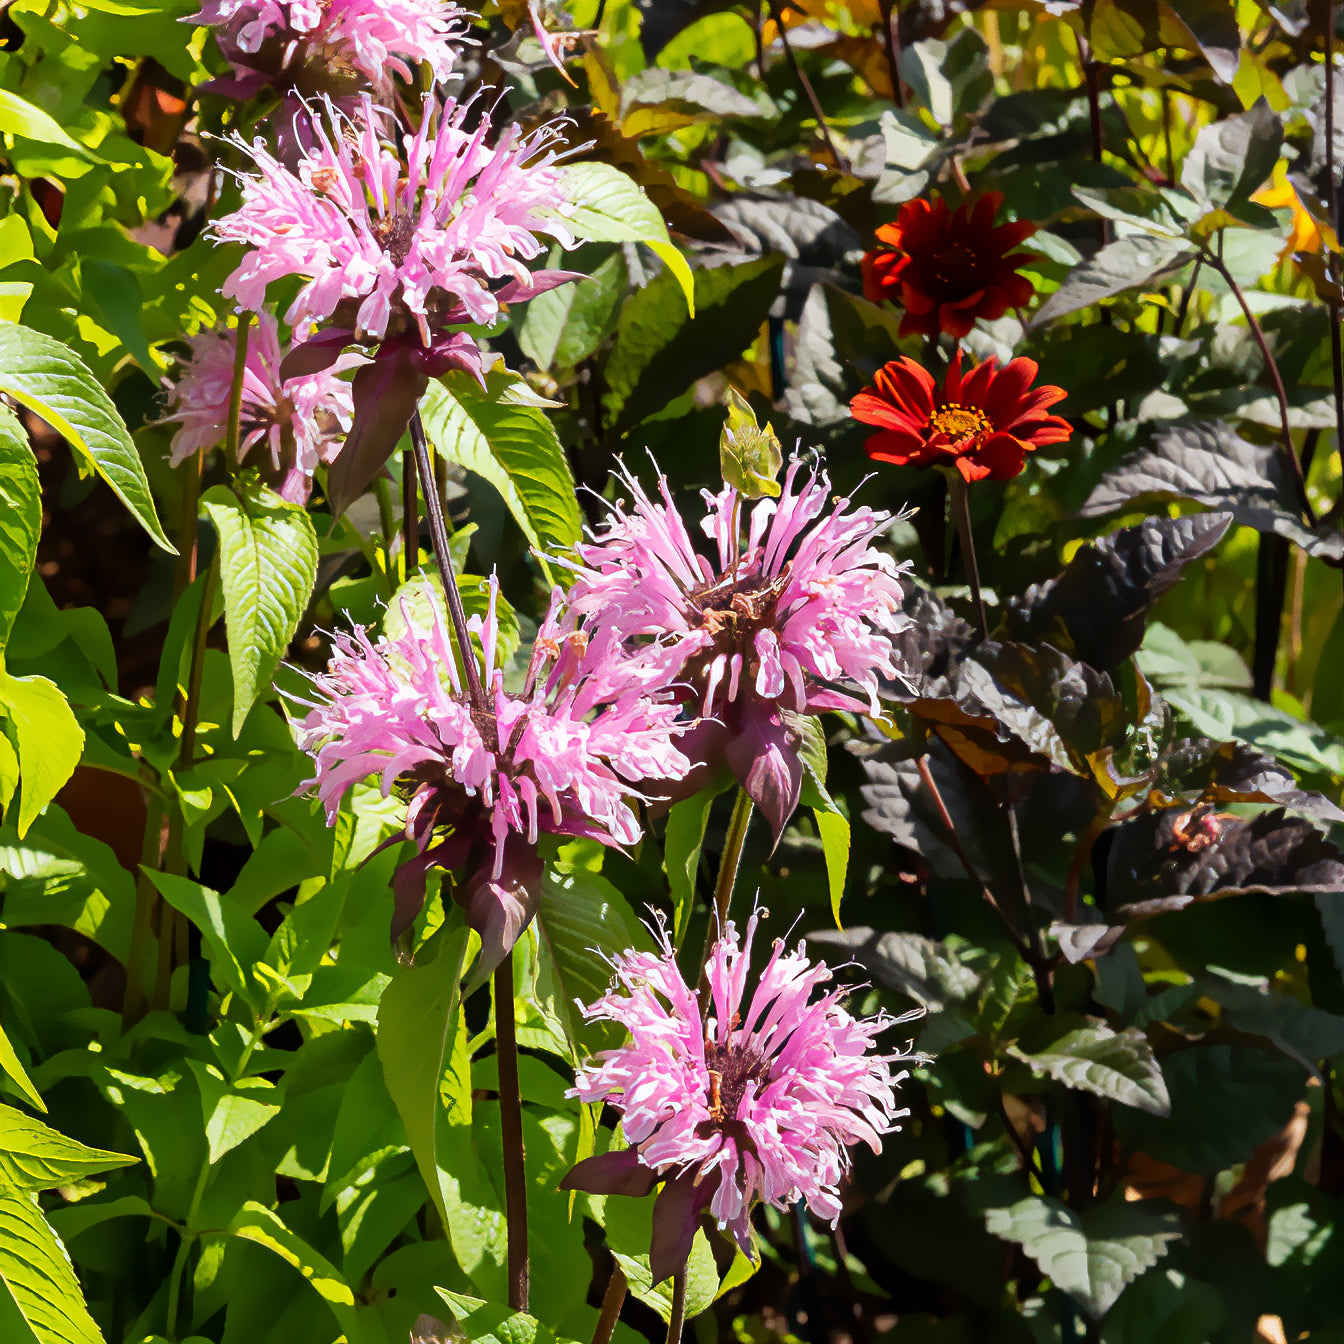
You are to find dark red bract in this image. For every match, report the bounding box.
[861,192,1038,338]
[850,353,1070,483]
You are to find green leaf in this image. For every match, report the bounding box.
[142,871,269,1013]
[553,161,694,314]
[1180,99,1281,219]
[226,1201,361,1341]
[1009,1016,1170,1116]
[0,670,84,839]
[1100,1267,1225,1344]
[434,1290,555,1344]
[983,1196,1182,1319]
[0,1025,43,1113]
[0,412,40,655]
[1112,1044,1305,1175]
[533,867,655,1058]
[814,807,850,928]
[517,246,627,371]
[0,1189,105,1344]
[0,91,92,160]
[604,1196,723,1320]
[200,481,318,737]
[375,920,473,1229]
[0,1105,135,1191]
[719,388,782,499]
[0,323,172,552]
[601,256,784,432]
[1029,236,1196,328]
[186,1064,282,1164]
[419,371,582,569]
[664,790,713,945]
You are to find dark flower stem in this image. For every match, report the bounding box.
[1202,249,1316,526]
[946,473,988,639]
[765,0,850,173]
[409,407,488,707]
[1325,5,1344,497]
[664,1267,688,1344]
[878,0,904,109]
[916,755,1031,961]
[495,951,529,1312]
[592,1262,627,1344]
[401,448,418,585]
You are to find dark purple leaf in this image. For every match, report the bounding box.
[559,1148,658,1198]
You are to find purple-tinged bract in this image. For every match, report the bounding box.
[562,912,911,1282]
[164,311,356,503]
[292,580,688,968]
[566,457,912,839]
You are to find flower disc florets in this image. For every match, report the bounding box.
[293,580,689,966]
[565,457,912,838]
[561,912,911,1282]
[164,311,356,502]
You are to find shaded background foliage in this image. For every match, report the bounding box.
[1,2,1343,1344]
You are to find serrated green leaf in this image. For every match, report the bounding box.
[518,246,627,371]
[200,481,318,737]
[0,1189,104,1344]
[0,1105,135,1191]
[983,1196,1182,1319]
[553,161,694,314]
[1009,1017,1170,1116]
[419,371,582,572]
[534,867,655,1058]
[226,1201,359,1339]
[0,1025,43,1113]
[0,323,172,552]
[0,670,84,839]
[0,413,40,656]
[434,1290,555,1344]
[375,920,473,1230]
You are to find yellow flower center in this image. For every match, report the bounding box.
[928,402,991,443]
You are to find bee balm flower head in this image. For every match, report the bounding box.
[566,457,912,841]
[561,912,912,1282]
[293,581,688,969]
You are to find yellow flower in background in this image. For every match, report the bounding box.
[1253,169,1337,259]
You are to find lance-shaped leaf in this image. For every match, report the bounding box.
[201,480,319,737]
[983,1196,1182,1319]
[418,370,582,568]
[0,90,92,158]
[0,411,40,656]
[0,670,83,839]
[1029,235,1195,327]
[0,323,172,552]
[0,1105,136,1192]
[434,1291,555,1344]
[1008,1015,1170,1115]
[552,160,694,313]
[1009,513,1233,671]
[0,1189,105,1344]
[0,1024,43,1113]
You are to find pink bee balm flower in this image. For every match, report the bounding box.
[293,580,689,967]
[164,311,356,503]
[561,912,912,1282]
[191,0,467,106]
[214,91,575,510]
[566,457,912,840]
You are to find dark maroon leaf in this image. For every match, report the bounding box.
[559,1148,657,1198]
[1154,738,1344,824]
[1009,513,1233,671]
[1105,807,1344,915]
[279,329,354,380]
[1079,422,1342,562]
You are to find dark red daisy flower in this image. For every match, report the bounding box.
[861,192,1038,338]
[850,353,1070,483]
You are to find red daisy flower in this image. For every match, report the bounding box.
[861,192,1038,339]
[850,353,1070,483]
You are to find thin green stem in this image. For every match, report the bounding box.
[224,312,253,468]
[712,788,753,935]
[946,473,988,639]
[165,1159,211,1341]
[409,408,486,708]
[495,951,529,1312]
[664,1268,688,1344]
